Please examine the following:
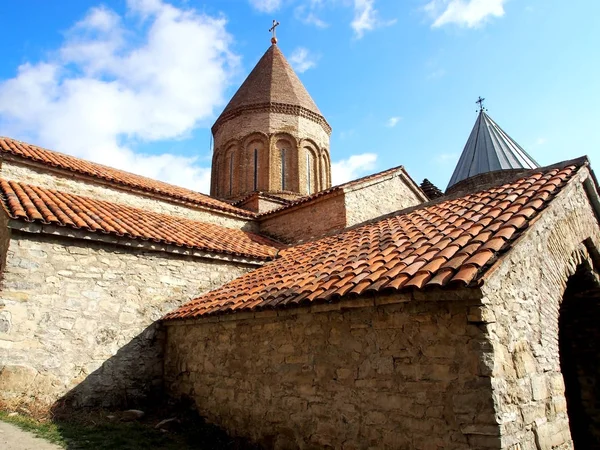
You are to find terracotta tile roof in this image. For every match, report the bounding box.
[0,137,254,218]
[0,179,281,260]
[165,163,581,320]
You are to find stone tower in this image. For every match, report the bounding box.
[210,41,332,201]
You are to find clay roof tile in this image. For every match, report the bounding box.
[163,161,584,320]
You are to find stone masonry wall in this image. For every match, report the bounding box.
[258,193,347,244]
[0,229,253,409]
[481,170,600,449]
[164,293,503,449]
[344,174,426,228]
[1,161,254,231]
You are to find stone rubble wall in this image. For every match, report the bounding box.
[0,229,253,409]
[0,161,255,231]
[164,294,503,449]
[482,171,600,449]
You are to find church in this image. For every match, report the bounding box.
[0,35,599,450]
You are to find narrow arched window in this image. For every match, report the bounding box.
[229,154,234,196]
[307,152,312,194]
[281,148,286,191]
[253,148,258,191]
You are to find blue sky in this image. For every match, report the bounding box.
[0,0,598,193]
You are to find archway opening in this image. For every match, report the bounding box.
[559,262,600,448]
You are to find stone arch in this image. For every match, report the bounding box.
[212,151,222,197]
[558,245,600,448]
[242,133,268,193]
[321,150,332,188]
[273,134,298,192]
[302,142,319,195]
[223,142,240,198]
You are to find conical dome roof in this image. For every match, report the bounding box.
[447,110,539,190]
[213,44,326,132]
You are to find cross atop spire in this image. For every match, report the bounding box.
[476,96,486,112]
[269,20,280,44]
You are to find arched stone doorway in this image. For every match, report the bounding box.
[559,261,600,448]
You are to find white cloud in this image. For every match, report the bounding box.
[352,0,377,38]
[289,47,318,73]
[426,0,506,28]
[534,137,547,146]
[249,0,282,13]
[331,153,377,185]
[386,116,402,127]
[351,0,395,39]
[295,7,329,28]
[294,1,329,28]
[434,153,459,164]
[0,0,239,193]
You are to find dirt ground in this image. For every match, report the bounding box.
[0,420,62,450]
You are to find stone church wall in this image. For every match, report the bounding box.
[164,293,503,449]
[481,172,600,449]
[258,172,425,244]
[0,161,255,231]
[344,172,426,228]
[0,229,254,409]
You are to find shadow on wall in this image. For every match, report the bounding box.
[51,323,166,413]
[1,324,259,450]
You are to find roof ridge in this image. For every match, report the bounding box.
[0,136,255,218]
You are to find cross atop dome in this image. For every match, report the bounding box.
[447,101,540,192]
[269,20,280,45]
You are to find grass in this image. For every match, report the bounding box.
[0,409,258,449]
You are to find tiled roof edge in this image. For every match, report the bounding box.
[479,161,591,283]
[232,191,292,207]
[162,287,484,324]
[318,157,590,245]
[7,219,270,265]
[0,179,282,261]
[0,142,256,219]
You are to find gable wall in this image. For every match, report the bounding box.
[0,160,255,231]
[344,173,426,228]
[258,193,347,244]
[0,229,254,410]
[164,294,502,449]
[481,172,600,449]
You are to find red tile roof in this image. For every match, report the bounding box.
[0,179,281,260]
[165,163,581,320]
[0,137,253,217]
